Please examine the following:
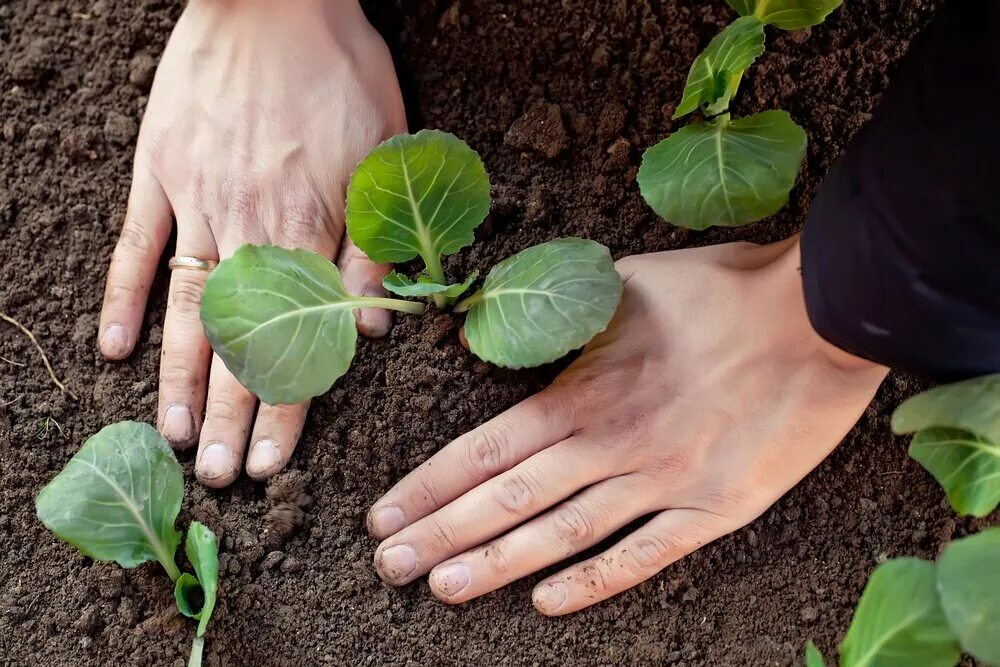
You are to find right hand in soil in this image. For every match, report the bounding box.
[97,0,406,487]
[369,237,890,614]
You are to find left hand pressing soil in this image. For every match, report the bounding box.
[368,237,888,614]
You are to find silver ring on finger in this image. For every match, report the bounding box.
[168,256,218,272]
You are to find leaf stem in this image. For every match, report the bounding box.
[356,296,426,315]
[188,636,205,667]
[160,553,183,582]
[453,292,483,313]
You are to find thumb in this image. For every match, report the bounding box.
[337,236,394,337]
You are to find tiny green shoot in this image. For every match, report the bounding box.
[892,374,1000,517]
[35,421,220,667]
[806,527,1000,667]
[201,131,623,406]
[638,0,843,230]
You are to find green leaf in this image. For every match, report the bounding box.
[839,558,960,667]
[459,238,622,368]
[908,427,1000,518]
[804,640,825,667]
[383,270,478,300]
[937,528,1000,665]
[346,129,491,283]
[726,0,843,30]
[174,574,202,618]
[187,521,219,636]
[892,374,1000,445]
[35,421,183,580]
[674,17,766,119]
[638,110,807,230]
[201,245,424,406]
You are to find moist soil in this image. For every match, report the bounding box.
[1,1,994,665]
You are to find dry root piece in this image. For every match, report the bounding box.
[0,311,77,400]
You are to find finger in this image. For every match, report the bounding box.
[99,166,172,359]
[245,400,310,480]
[532,509,727,616]
[367,387,577,540]
[373,437,611,586]
[337,237,393,338]
[428,475,659,604]
[195,356,257,487]
[156,221,217,448]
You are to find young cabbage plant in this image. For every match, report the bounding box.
[35,421,220,667]
[200,130,623,406]
[637,0,842,230]
[892,374,1000,518]
[805,527,1000,667]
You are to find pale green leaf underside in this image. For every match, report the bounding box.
[909,428,1000,518]
[35,421,183,572]
[726,0,843,30]
[201,245,363,406]
[464,238,622,368]
[892,374,1000,445]
[937,528,1000,665]
[346,129,491,265]
[384,270,478,300]
[804,640,825,667]
[186,521,219,636]
[674,17,765,119]
[637,110,807,230]
[839,558,960,667]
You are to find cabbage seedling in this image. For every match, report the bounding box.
[201,130,623,406]
[806,527,1000,666]
[637,0,843,230]
[35,421,220,667]
[892,373,1000,517]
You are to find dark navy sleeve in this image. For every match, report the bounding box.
[800,0,1000,381]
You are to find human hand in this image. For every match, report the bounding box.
[98,0,405,487]
[368,237,889,614]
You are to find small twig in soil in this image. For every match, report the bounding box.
[0,394,23,409]
[0,311,77,400]
[0,355,25,367]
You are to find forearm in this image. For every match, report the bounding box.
[801,0,1000,381]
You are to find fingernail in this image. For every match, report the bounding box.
[431,562,471,599]
[247,438,281,479]
[367,505,406,538]
[100,324,130,359]
[161,404,195,446]
[196,442,237,483]
[376,544,418,583]
[533,582,567,614]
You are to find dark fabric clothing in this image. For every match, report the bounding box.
[801,0,1000,381]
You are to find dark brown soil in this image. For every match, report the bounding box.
[2,1,995,665]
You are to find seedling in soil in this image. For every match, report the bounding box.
[201,130,623,406]
[637,0,843,230]
[35,421,220,667]
[892,373,1000,517]
[806,527,1000,666]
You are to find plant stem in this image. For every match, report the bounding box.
[356,296,426,315]
[188,636,205,667]
[160,554,183,582]
[453,292,483,313]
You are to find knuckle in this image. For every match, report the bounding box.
[274,195,326,248]
[578,560,615,596]
[463,424,512,478]
[426,520,460,555]
[117,220,155,254]
[416,475,441,509]
[160,362,200,393]
[226,178,259,221]
[492,471,539,515]
[646,449,692,479]
[551,503,596,547]
[169,275,205,316]
[482,538,513,575]
[104,281,140,307]
[205,393,242,424]
[622,535,674,574]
